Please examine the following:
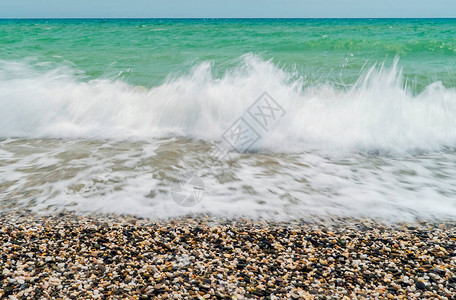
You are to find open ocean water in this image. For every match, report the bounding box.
[1,18,456,221]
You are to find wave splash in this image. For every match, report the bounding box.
[1,55,456,155]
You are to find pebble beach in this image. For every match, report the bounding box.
[1,213,455,299]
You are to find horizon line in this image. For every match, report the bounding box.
[1,17,456,20]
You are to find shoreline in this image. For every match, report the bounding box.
[1,213,455,299]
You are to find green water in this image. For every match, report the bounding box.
[1,18,456,90]
[2,19,456,220]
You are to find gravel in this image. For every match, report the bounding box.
[1,213,455,299]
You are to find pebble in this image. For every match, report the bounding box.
[416,281,427,291]
[0,212,455,299]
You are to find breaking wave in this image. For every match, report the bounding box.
[1,55,456,156]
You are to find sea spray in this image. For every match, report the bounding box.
[1,56,456,155]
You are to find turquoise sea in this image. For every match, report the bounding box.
[1,19,456,220]
[2,19,456,88]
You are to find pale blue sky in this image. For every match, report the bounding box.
[1,0,456,18]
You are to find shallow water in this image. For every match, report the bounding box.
[1,138,456,221]
[1,19,456,221]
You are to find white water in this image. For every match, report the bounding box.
[1,56,456,221]
[2,55,456,154]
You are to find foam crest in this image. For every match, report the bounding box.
[1,56,456,155]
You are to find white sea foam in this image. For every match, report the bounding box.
[1,55,456,155]
[1,56,456,221]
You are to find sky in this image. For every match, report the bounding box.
[1,0,456,18]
